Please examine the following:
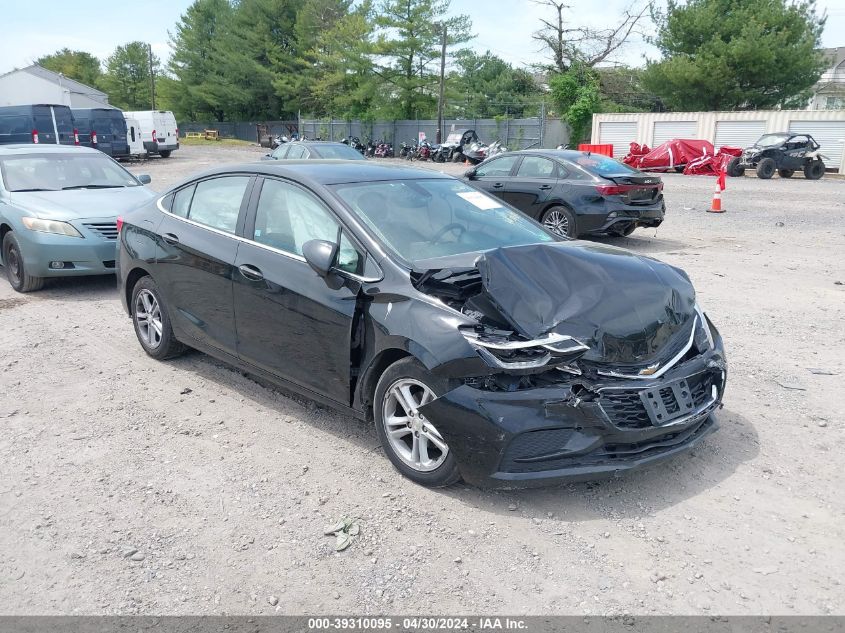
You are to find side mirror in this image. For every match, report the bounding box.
[302,239,338,278]
[137,174,151,185]
[464,168,477,179]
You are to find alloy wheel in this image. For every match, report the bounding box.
[134,289,163,349]
[543,209,570,237]
[382,378,449,472]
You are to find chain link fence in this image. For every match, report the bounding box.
[181,118,570,150]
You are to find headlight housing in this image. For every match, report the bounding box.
[694,303,715,351]
[460,327,589,370]
[21,217,83,238]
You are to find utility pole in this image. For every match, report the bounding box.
[436,24,447,145]
[148,43,157,110]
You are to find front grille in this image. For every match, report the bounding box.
[84,222,118,240]
[499,416,715,474]
[600,371,719,430]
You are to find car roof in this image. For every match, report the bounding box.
[0,144,101,156]
[291,141,349,147]
[490,149,611,161]
[178,160,454,187]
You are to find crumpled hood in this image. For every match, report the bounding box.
[8,187,156,221]
[476,242,696,365]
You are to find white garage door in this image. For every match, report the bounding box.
[788,120,845,168]
[653,121,697,146]
[598,122,637,158]
[715,120,766,149]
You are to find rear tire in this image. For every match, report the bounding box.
[726,157,745,177]
[2,232,44,293]
[131,276,186,360]
[756,157,776,179]
[803,160,824,180]
[541,205,578,238]
[778,169,794,178]
[374,357,461,488]
[159,150,172,158]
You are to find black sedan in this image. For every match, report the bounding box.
[263,141,366,161]
[463,150,665,238]
[117,161,726,488]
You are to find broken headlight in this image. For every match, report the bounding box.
[460,327,589,370]
[694,303,714,351]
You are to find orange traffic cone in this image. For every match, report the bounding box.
[707,184,724,213]
[464,158,470,166]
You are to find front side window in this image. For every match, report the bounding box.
[271,144,290,159]
[0,153,139,192]
[475,155,518,177]
[516,156,557,178]
[286,145,307,160]
[253,178,360,273]
[187,176,250,233]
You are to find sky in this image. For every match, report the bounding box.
[0,0,844,75]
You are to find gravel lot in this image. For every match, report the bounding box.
[1,143,843,616]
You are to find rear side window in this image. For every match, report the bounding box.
[271,145,290,159]
[187,176,250,233]
[286,145,307,159]
[171,185,195,218]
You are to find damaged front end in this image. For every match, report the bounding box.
[412,242,727,486]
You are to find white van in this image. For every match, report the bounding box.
[124,115,148,158]
[123,110,179,157]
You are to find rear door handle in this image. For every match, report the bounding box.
[162,233,179,245]
[492,183,504,189]
[238,264,264,281]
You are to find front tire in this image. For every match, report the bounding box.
[2,232,44,293]
[541,205,578,238]
[756,157,776,179]
[131,276,185,360]
[803,160,824,180]
[727,157,745,177]
[374,358,461,487]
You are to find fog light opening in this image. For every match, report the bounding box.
[49,261,65,269]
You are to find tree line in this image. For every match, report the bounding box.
[35,0,827,142]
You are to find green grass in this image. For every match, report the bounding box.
[179,136,255,147]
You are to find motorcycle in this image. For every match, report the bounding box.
[414,140,433,161]
[462,141,490,164]
[364,138,377,157]
[341,136,366,154]
[374,141,393,158]
[399,141,416,159]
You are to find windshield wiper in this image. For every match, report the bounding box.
[61,184,124,190]
[11,188,60,192]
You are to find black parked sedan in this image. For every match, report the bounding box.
[117,161,726,488]
[463,150,665,238]
[263,141,366,161]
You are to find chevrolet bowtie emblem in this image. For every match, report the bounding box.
[638,363,660,376]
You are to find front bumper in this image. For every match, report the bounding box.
[14,218,118,277]
[419,345,726,487]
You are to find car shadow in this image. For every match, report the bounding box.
[584,234,692,255]
[27,274,119,302]
[442,406,758,521]
[163,347,756,520]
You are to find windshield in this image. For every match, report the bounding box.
[313,144,366,160]
[755,134,789,148]
[571,154,638,176]
[332,179,556,264]
[0,153,139,192]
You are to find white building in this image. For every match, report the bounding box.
[592,109,845,173]
[809,47,845,111]
[0,64,110,108]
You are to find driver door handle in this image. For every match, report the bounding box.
[238,264,264,281]
[492,183,504,189]
[539,184,553,190]
[162,233,179,245]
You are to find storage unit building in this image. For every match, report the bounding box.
[0,64,109,108]
[592,110,845,173]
